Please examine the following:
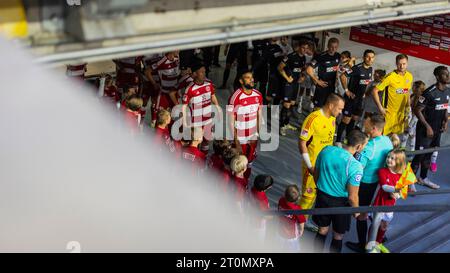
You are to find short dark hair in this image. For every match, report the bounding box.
[328,37,339,46]
[374,69,386,78]
[341,51,351,59]
[223,148,240,166]
[433,65,448,77]
[344,129,368,147]
[213,139,231,156]
[298,39,310,47]
[363,49,375,57]
[325,93,344,106]
[239,69,253,79]
[368,113,385,130]
[191,62,205,73]
[253,175,274,191]
[396,54,408,63]
[285,185,300,203]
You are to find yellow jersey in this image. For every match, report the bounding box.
[376,70,413,135]
[300,109,336,164]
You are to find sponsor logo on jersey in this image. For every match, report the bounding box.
[418,96,426,103]
[435,103,448,110]
[326,66,338,73]
[355,174,362,182]
[301,129,309,137]
[359,79,372,85]
[396,88,409,94]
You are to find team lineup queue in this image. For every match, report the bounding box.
[66,36,450,253]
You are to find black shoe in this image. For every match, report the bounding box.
[345,241,365,253]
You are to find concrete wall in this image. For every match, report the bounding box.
[327,27,447,86]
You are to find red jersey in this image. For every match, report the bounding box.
[114,57,143,74]
[219,168,232,193]
[182,146,206,174]
[123,109,141,134]
[207,154,224,172]
[250,188,270,228]
[182,80,215,127]
[227,88,263,144]
[114,57,143,87]
[152,55,180,93]
[155,126,182,157]
[232,175,249,202]
[143,54,163,84]
[177,74,193,96]
[278,197,306,239]
[373,168,401,207]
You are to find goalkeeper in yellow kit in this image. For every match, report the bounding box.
[298,93,344,231]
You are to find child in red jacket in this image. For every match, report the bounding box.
[249,175,274,242]
[372,149,407,246]
[278,185,306,252]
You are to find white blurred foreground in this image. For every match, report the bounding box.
[0,37,314,252]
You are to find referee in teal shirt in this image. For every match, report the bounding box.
[346,114,394,253]
[313,130,368,253]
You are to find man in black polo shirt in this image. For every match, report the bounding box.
[251,39,270,102]
[277,40,308,135]
[336,49,376,144]
[411,66,450,190]
[306,38,340,108]
[264,37,284,106]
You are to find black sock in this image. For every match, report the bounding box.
[356,219,368,247]
[286,107,292,125]
[330,239,343,253]
[420,162,429,179]
[222,67,230,87]
[346,119,356,135]
[337,122,347,142]
[314,233,327,253]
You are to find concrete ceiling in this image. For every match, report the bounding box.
[14,0,450,65]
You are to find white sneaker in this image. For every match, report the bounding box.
[418,177,440,189]
[285,124,298,131]
[280,125,287,136]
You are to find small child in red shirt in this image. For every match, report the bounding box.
[123,94,143,133]
[182,127,206,175]
[249,175,274,242]
[230,155,249,214]
[219,147,239,192]
[154,109,181,157]
[372,149,407,246]
[278,185,306,252]
[207,139,231,172]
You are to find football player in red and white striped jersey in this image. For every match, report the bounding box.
[146,51,180,112]
[143,54,163,126]
[227,70,263,179]
[182,63,221,154]
[113,57,143,91]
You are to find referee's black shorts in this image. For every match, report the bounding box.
[358,182,378,206]
[312,190,351,234]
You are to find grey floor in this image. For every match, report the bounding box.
[206,62,450,253]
